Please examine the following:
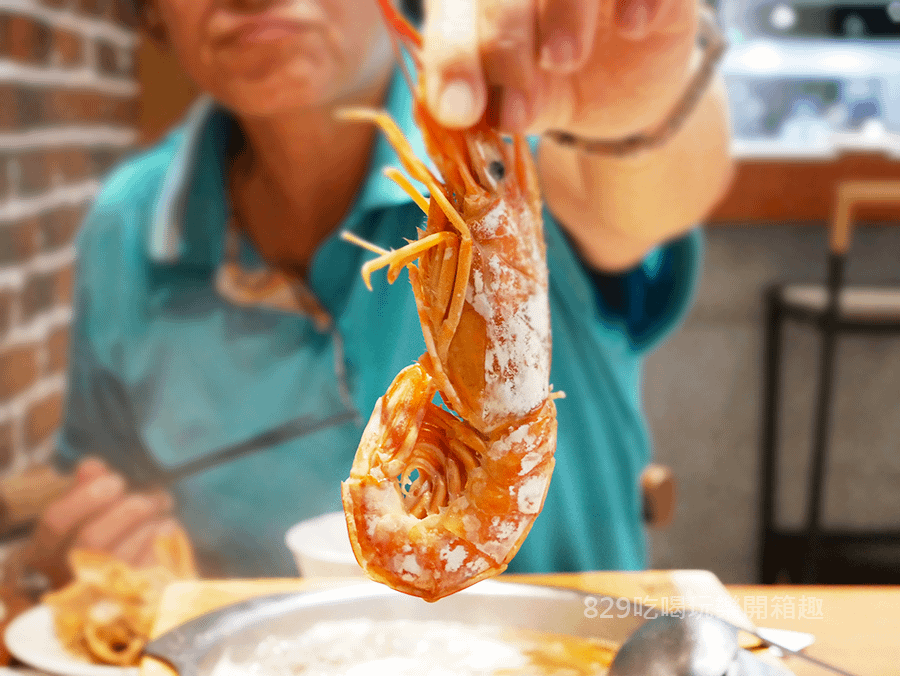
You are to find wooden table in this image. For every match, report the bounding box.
[727,585,899,676]
[516,575,899,676]
[142,573,899,676]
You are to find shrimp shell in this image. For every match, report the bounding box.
[340,0,558,602]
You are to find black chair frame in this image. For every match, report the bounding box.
[758,182,900,584]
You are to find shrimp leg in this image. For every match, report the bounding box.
[341,108,475,360]
[384,168,429,213]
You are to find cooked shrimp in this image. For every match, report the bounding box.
[340,0,559,602]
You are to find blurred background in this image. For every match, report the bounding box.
[0,0,897,585]
[0,3,139,493]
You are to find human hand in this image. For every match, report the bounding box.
[419,0,699,139]
[20,458,182,588]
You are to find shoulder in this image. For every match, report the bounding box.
[73,124,194,307]
[77,129,183,252]
[72,127,192,347]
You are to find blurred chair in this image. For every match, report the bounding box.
[758,180,900,584]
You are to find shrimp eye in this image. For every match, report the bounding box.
[488,160,505,182]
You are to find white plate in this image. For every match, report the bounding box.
[4,605,138,676]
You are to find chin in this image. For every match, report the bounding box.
[214,64,342,118]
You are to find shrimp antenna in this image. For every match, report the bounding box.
[376,0,420,94]
[376,0,423,50]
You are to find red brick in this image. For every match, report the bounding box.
[49,91,135,125]
[18,152,51,195]
[94,39,133,77]
[0,422,13,473]
[0,344,39,399]
[78,0,110,17]
[31,21,53,64]
[0,86,48,130]
[0,86,16,131]
[54,264,75,306]
[0,220,40,265]
[105,96,124,124]
[47,90,86,124]
[113,97,138,125]
[113,97,137,126]
[0,13,8,59]
[90,148,128,176]
[25,392,63,448]
[0,155,7,200]
[0,290,14,340]
[6,16,34,63]
[5,16,52,64]
[21,270,56,320]
[46,90,76,123]
[43,151,60,185]
[47,149,92,185]
[96,39,118,75]
[54,28,82,67]
[41,205,85,251]
[61,149,91,181]
[113,0,141,29]
[21,265,75,317]
[108,0,130,24]
[48,325,70,374]
[17,87,45,128]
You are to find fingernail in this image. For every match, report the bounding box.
[617,0,652,39]
[438,79,476,127]
[501,89,530,131]
[540,31,580,72]
[89,475,125,499]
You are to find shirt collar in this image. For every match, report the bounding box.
[147,68,428,268]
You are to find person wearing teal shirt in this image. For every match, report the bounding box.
[19,0,733,586]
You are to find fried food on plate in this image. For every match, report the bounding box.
[43,528,196,667]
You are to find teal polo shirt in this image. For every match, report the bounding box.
[58,70,702,577]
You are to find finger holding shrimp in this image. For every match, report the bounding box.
[475,0,540,131]
[422,0,487,129]
[420,0,698,138]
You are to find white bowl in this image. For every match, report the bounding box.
[285,511,365,577]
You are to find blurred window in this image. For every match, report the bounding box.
[748,2,900,39]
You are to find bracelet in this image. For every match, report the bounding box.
[544,3,727,157]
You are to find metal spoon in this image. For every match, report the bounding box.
[609,613,740,676]
[608,613,859,676]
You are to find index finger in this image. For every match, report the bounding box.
[422,0,487,128]
[36,473,126,542]
[537,0,603,71]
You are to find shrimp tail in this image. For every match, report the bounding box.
[342,365,557,602]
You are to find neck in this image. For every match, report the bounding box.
[230,68,393,275]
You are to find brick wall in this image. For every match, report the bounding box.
[0,0,138,475]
